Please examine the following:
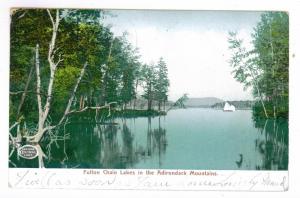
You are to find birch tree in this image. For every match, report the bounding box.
[228,12,288,119]
[228,31,269,118]
[9,9,90,167]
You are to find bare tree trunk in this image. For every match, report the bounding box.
[35,44,43,137]
[42,9,61,123]
[250,70,269,119]
[9,9,107,168]
[58,62,88,126]
[31,9,61,143]
[254,80,269,119]
[32,61,88,143]
[17,61,35,117]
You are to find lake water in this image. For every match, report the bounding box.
[12,108,288,170]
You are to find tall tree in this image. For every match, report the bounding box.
[142,64,156,110]
[154,57,169,111]
[228,31,269,118]
[252,12,288,118]
[228,12,288,119]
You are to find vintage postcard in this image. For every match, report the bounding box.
[8,7,289,191]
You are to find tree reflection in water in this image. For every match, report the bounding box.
[10,112,287,170]
[253,118,288,170]
[140,117,167,167]
[10,115,168,168]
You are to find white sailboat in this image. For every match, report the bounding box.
[223,102,236,112]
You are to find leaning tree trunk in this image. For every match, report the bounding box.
[250,70,269,119]
[58,62,88,126]
[253,79,269,119]
[17,60,35,118]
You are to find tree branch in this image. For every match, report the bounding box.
[46,9,55,28]
[66,102,117,116]
[58,62,88,126]
[17,57,35,117]
[10,90,48,97]
[47,9,60,71]
[55,54,64,67]
[35,44,43,120]
[9,122,19,131]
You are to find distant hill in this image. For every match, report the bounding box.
[184,97,223,107]
[211,100,254,109]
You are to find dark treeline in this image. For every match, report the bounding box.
[228,12,288,119]
[10,8,170,126]
[211,100,254,109]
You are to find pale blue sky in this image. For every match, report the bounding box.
[103,10,263,101]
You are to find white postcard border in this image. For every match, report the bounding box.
[1,0,300,197]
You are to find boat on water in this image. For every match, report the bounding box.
[223,102,236,112]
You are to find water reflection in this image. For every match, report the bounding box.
[235,154,243,168]
[9,109,288,170]
[35,116,168,168]
[253,118,288,170]
[145,117,167,167]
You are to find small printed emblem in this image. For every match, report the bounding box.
[18,145,38,159]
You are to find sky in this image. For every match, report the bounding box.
[103,10,263,101]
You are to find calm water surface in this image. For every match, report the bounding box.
[13,108,288,170]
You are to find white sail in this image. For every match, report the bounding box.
[223,102,235,112]
[230,104,236,111]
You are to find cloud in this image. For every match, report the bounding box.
[104,10,261,101]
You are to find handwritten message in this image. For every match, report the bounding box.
[9,169,288,191]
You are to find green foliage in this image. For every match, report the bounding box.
[154,58,170,110]
[141,58,170,111]
[51,67,81,117]
[10,8,170,127]
[141,63,156,110]
[252,12,288,110]
[228,31,256,88]
[228,12,288,119]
